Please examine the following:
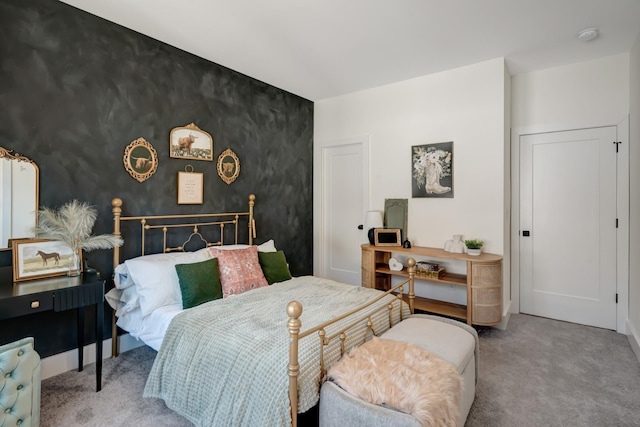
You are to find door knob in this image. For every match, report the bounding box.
[357,224,364,230]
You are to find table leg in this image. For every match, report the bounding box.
[96,300,103,392]
[77,306,85,372]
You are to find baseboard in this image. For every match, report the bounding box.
[627,320,640,365]
[494,300,512,330]
[41,334,145,380]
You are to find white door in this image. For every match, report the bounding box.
[319,141,368,285]
[520,127,617,329]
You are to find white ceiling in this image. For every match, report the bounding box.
[59,0,640,101]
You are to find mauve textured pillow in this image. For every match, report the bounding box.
[175,258,223,309]
[209,246,269,297]
[258,250,292,285]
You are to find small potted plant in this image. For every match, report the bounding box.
[464,239,484,256]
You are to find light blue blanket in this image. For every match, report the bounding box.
[144,276,409,427]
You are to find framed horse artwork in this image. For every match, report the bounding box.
[11,239,81,282]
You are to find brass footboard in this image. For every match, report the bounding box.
[287,258,416,426]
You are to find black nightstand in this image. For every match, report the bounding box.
[0,267,105,391]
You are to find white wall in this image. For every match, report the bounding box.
[511,53,631,332]
[315,58,509,310]
[512,54,630,128]
[629,37,640,359]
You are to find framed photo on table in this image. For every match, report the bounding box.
[374,229,402,247]
[12,239,80,282]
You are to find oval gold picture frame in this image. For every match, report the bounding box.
[217,148,240,185]
[123,137,158,183]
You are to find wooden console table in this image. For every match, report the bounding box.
[0,267,105,391]
[361,244,502,326]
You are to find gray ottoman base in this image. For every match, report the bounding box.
[319,314,478,427]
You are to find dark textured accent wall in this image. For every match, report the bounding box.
[0,0,313,357]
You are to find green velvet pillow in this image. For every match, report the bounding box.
[258,250,292,285]
[175,258,223,309]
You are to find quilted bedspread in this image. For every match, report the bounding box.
[143,275,409,427]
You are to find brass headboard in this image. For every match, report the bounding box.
[110,194,256,356]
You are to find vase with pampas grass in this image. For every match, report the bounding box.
[34,200,123,276]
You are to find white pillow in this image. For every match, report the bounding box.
[257,239,277,253]
[125,250,210,316]
[113,246,212,288]
[105,288,121,312]
[105,287,139,317]
[214,240,277,252]
[114,263,135,289]
[215,244,250,251]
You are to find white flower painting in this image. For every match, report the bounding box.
[412,142,453,198]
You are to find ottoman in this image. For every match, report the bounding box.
[0,337,41,427]
[319,314,478,427]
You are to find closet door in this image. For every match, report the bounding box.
[519,127,617,329]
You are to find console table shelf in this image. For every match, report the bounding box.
[375,265,468,287]
[409,295,468,320]
[362,244,503,326]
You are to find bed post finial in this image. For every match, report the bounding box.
[287,301,303,427]
[406,258,416,314]
[248,194,256,244]
[112,198,123,267]
[111,197,123,358]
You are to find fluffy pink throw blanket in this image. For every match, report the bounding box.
[327,337,462,427]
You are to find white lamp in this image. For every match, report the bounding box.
[364,211,384,231]
[364,211,384,245]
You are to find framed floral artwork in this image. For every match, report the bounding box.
[412,142,453,198]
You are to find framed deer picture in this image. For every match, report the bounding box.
[170,123,213,161]
[11,239,82,281]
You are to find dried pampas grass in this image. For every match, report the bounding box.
[34,200,123,251]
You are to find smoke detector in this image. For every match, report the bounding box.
[577,27,599,42]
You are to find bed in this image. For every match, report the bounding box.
[106,195,417,427]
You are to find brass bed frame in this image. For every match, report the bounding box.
[110,194,256,357]
[109,194,417,427]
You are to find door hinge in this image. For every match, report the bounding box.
[613,141,621,152]
[616,218,619,228]
[616,293,618,304]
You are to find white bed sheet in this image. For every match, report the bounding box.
[117,303,183,351]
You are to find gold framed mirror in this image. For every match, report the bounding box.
[0,146,40,249]
[384,198,408,241]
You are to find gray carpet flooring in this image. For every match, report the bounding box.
[40,314,640,426]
